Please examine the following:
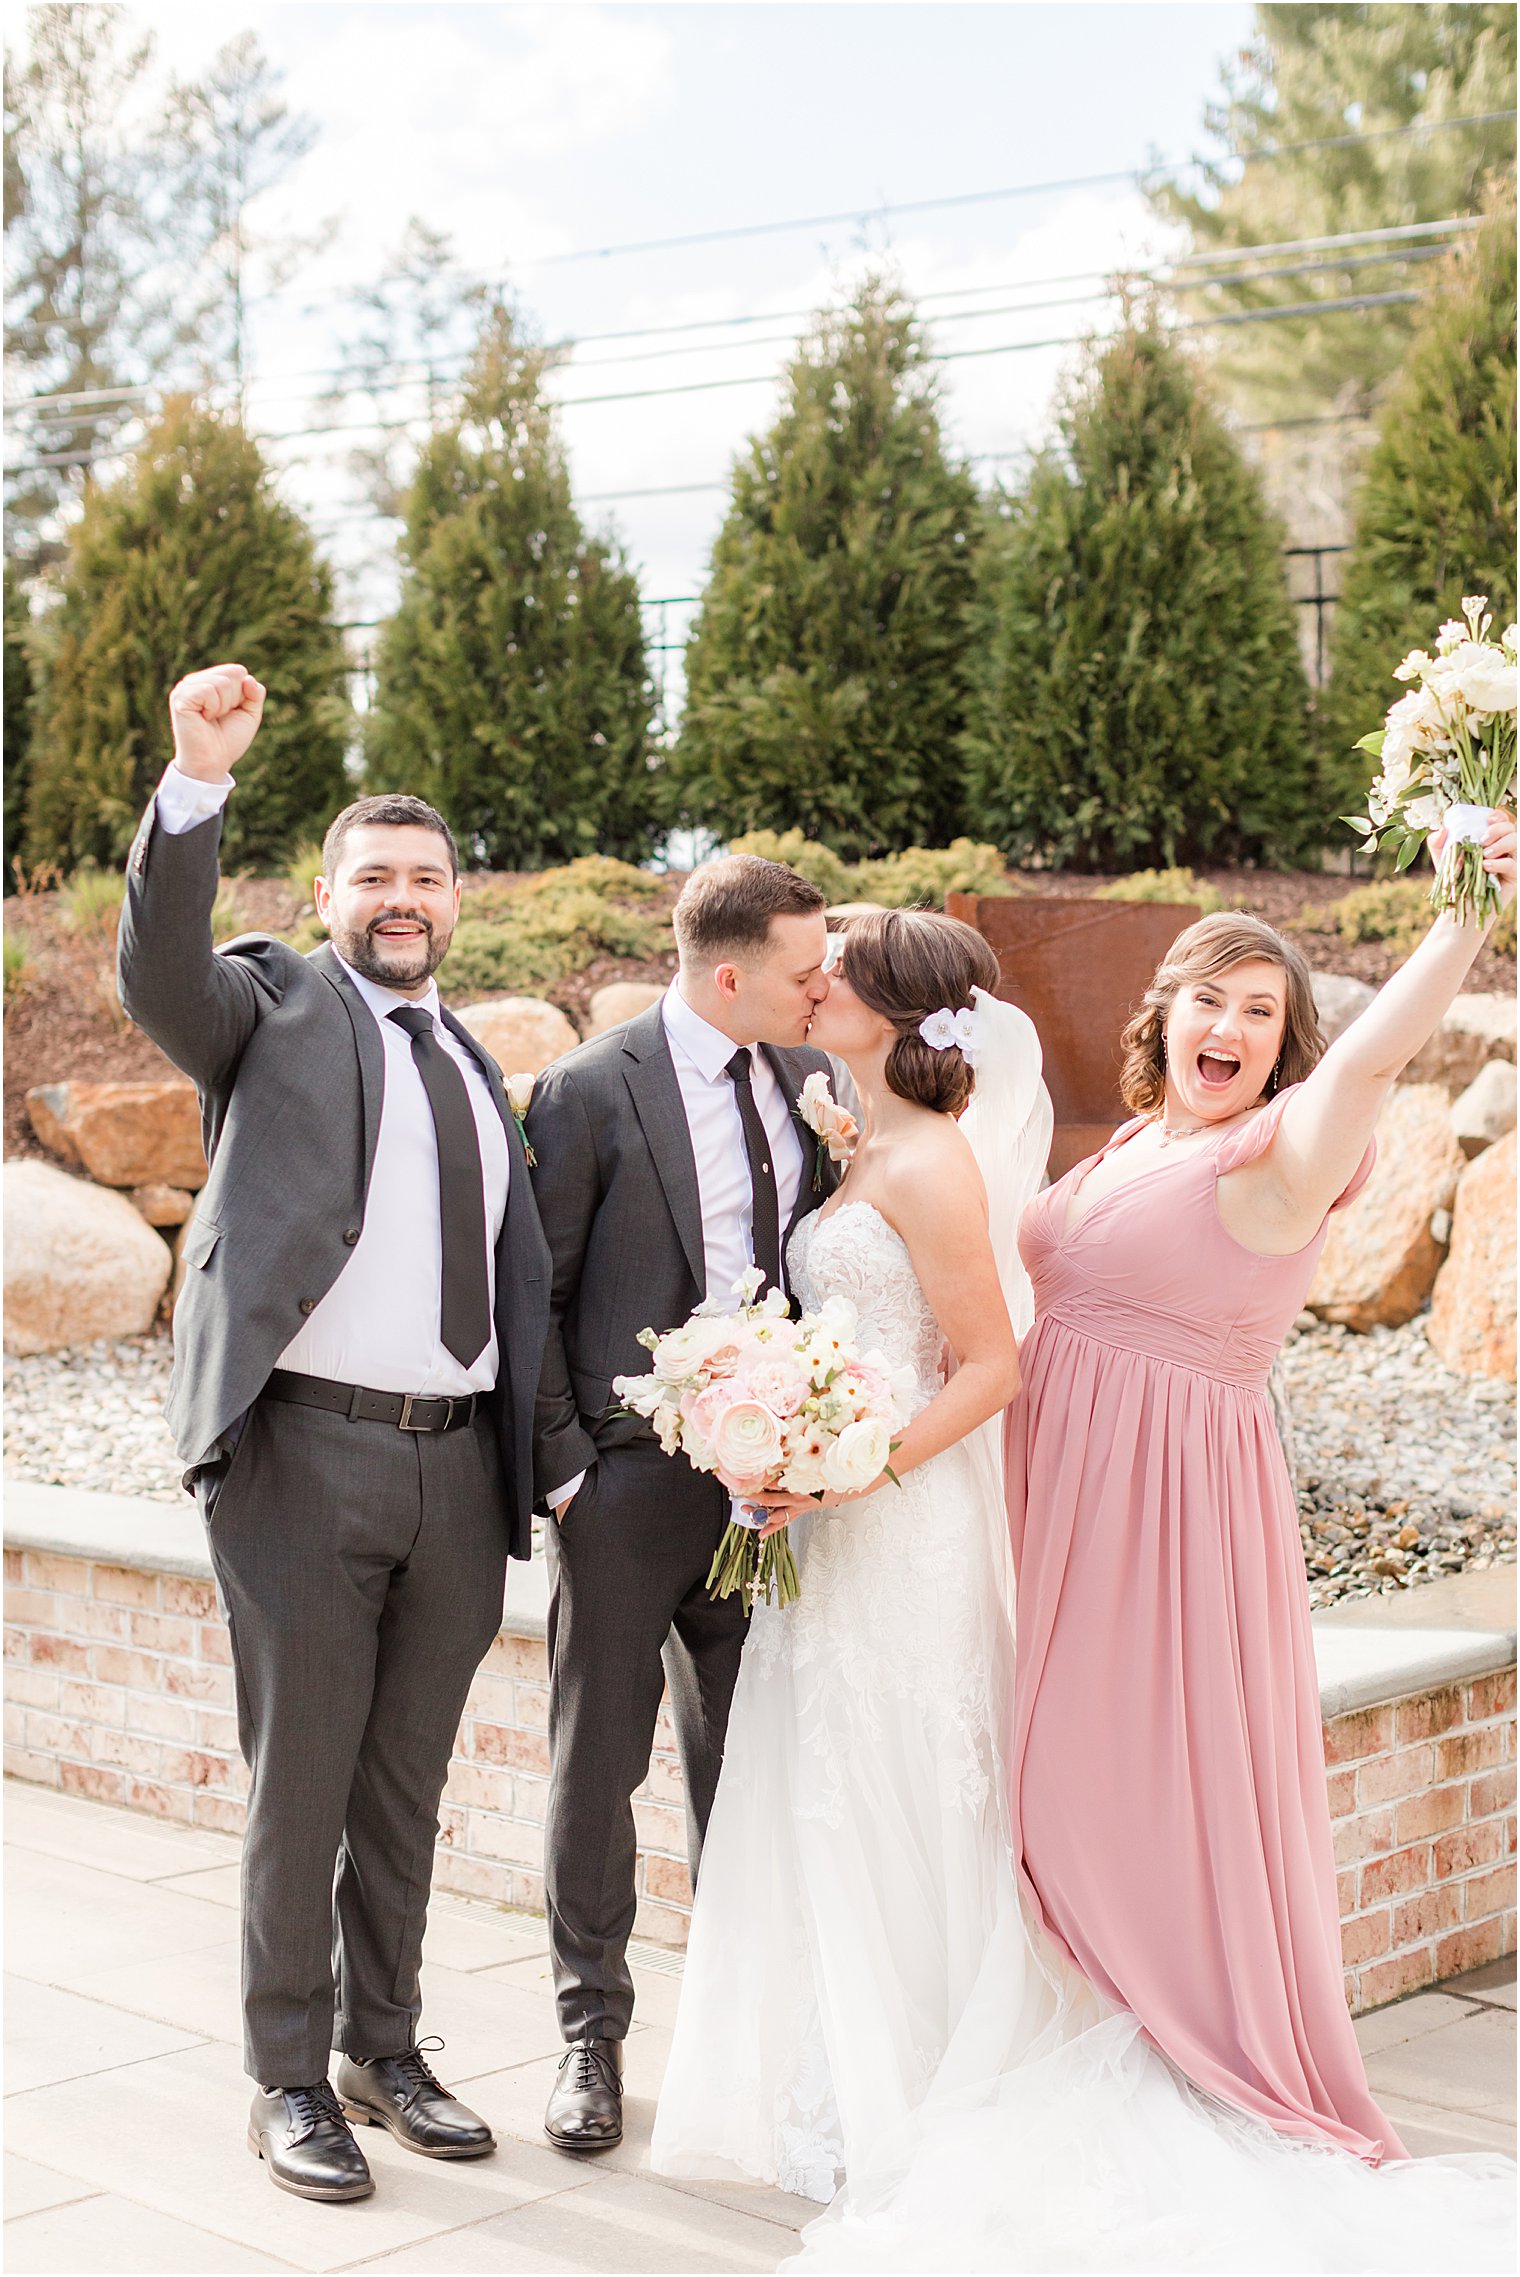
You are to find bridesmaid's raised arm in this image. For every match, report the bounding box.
[1270,811,1516,1223]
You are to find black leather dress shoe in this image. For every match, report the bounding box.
[336,2041,494,2159]
[544,2036,624,2151]
[247,2082,373,2201]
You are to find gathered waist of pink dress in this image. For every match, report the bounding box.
[1031,1302,1281,1393]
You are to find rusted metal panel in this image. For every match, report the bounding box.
[947,894,1200,1178]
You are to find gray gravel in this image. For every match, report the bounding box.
[4,1324,1515,1609]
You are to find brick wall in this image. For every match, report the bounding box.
[6,1544,1515,1998]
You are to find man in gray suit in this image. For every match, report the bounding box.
[118,663,551,2203]
[525,855,837,2151]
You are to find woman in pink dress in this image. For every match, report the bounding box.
[1007,816,1516,2167]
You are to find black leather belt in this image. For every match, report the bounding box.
[264,1368,480,1433]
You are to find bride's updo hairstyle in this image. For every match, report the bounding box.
[839,909,1001,1116]
[1119,912,1324,1115]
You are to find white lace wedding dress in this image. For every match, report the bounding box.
[649,1202,1516,2273]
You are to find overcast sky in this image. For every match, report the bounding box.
[51,3,1259,645]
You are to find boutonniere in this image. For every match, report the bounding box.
[505,1071,538,1167]
[797,1071,859,1195]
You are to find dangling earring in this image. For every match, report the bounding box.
[1269,1052,1283,1095]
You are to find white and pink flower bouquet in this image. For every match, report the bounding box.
[613,1268,911,1608]
[1347,596,1517,929]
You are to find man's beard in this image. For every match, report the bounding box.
[331,908,450,988]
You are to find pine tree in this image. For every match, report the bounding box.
[26,399,351,871]
[4,561,35,883]
[668,275,981,857]
[1150,4,1516,423]
[365,306,656,868]
[961,319,1317,872]
[1320,182,1517,808]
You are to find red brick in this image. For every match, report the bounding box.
[127,1611,194,1655]
[1433,1821,1506,1880]
[163,1658,230,1703]
[25,1710,90,1756]
[4,1703,28,1747]
[1357,1947,1435,2010]
[463,1672,516,1721]
[437,1804,467,1847]
[632,1896,691,1949]
[60,1758,126,1805]
[159,1747,231,1789]
[30,1632,94,1676]
[1357,1745,1434,1806]
[1395,1685,1466,1744]
[191,1792,247,1834]
[1462,1863,1517,1921]
[1336,1868,1358,1916]
[1339,1909,1391,1966]
[644,1852,694,1905]
[3,1549,22,1583]
[93,1566,161,1609]
[443,1760,512,1812]
[1435,1918,1507,1979]
[91,1646,163,1689]
[1394,1784,1466,1845]
[634,1800,687,1857]
[1323,1702,1393,1764]
[194,1709,239,1754]
[73,1600,131,1642]
[90,1729,161,1776]
[133,1694,198,1741]
[197,1622,233,1665]
[513,1772,548,1824]
[126,1776,194,1823]
[481,1632,547,1680]
[1435,1727,1506,1781]
[1466,1669,1517,1722]
[4,1667,60,1710]
[25,1552,89,1593]
[6,1589,57,1627]
[1470,1766,1517,1819]
[470,1814,544,1869]
[163,1575,218,1619]
[635,1755,686,1806]
[469,1721,549,1776]
[56,1677,125,1727]
[1393,1886,1465,1944]
[1360,1843,1431,1905]
[514,1682,549,1732]
[4,1746,61,1785]
[1324,1768,1357,1819]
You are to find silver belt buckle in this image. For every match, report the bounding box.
[399,1392,446,1431]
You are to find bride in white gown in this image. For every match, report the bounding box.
[651,910,1514,2272]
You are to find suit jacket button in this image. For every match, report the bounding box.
[342,1227,360,1246]
[298,1297,318,1314]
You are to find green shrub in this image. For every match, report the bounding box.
[282,836,326,909]
[3,925,36,1004]
[58,862,122,944]
[727,831,854,901]
[1093,867,1225,915]
[442,858,668,999]
[728,830,1010,909]
[1311,876,1518,959]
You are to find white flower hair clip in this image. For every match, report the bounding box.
[918,1006,980,1064]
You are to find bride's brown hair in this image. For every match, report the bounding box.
[1119,912,1324,1115]
[838,909,1001,1116]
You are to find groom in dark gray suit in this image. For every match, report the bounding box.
[526,854,837,2151]
[118,663,551,2203]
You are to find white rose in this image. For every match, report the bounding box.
[1445,643,1517,718]
[711,1399,784,1486]
[504,1071,535,1118]
[651,1316,739,1383]
[822,1415,892,1495]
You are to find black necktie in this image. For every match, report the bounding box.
[388,1006,491,1369]
[726,1047,783,1298]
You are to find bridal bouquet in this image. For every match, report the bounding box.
[613,1269,911,1608]
[1346,596,1517,929]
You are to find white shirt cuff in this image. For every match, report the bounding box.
[548,1469,586,1516]
[154,762,234,836]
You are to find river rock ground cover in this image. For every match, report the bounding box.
[6,1318,1513,1610]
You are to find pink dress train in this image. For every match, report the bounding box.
[1005,1086,1402,2163]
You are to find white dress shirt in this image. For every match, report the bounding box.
[153,763,510,1396]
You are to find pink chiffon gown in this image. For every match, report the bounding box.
[1005,1085,1403,2165]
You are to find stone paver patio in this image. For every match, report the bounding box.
[3,1780,1514,2272]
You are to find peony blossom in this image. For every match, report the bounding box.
[747,1357,809,1416]
[1445,642,1518,718]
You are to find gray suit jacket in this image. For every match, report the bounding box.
[524,1001,837,1504]
[116,804,551,1558]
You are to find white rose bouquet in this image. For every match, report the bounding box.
[612,1268,911,1608]
[1347,596,1517,929]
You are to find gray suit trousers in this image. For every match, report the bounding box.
[544,1441,746,2042]
[204,1398,507,2085]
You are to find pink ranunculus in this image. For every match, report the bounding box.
[710,1399,784,1490]
[745,1357,809,1417]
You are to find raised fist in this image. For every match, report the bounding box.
[168,664,266,782]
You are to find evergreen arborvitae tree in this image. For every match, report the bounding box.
[669,275,981,856]
[27,399,351,872]
[961,319,1317,872]
[364,307,655,868]
[4,563,36,886]
[1321,183,1517,809]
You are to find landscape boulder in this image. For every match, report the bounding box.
[1427,1132,1517,1382]
[453,997,579,1075]
[3,1159,173,1353]
[1450,1060,1517,1160]
[1310,972,1376,1049]
[585,981,665,1037]
[25,1079,207,1190]
[1307,1084,1465,1331]
[129,1183,195,1227]
[1406,994,1517,1094]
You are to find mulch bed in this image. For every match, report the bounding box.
[5,864,1510,1168]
